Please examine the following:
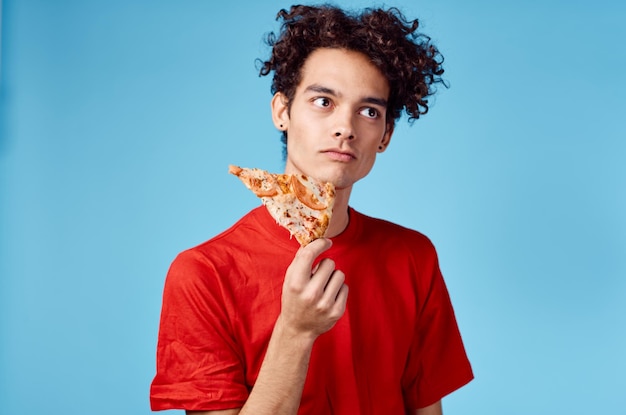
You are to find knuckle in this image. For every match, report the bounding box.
[283,277,304,294]
[315,300,330,314]
[300,289,318,304]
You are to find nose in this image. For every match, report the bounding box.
[334,129,355,140]
[332,112,355,140]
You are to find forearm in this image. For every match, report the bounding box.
[239,240,346,414]
[415,400,442,415]
[188,240,345,415]
[239,316,316,415]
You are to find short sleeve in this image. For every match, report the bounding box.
[402,244,474,408]
[150,250,248,411]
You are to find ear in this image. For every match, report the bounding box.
[377,123,394,153]
[271,92,290,131]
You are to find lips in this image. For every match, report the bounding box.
[322,148,356,162]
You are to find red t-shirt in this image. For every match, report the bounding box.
[150,206,473,413]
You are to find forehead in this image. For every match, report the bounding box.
[297,48,390,100]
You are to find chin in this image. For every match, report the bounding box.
[322,172,360,190]
[294,162,361,188]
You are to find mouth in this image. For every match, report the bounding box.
[321,148,356,162]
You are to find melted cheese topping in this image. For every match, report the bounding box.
[230,165,335,245]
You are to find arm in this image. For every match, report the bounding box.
[415,400,442,415]
[189,238,348,415]
[188,388,444,415]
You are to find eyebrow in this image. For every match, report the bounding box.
[304,84,388,108]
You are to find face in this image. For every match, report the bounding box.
[271,48,393,191]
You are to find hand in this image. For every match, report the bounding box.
[279,238,348,339]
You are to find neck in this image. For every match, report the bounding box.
[325,186,352,238]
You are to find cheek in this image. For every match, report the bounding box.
[356,147,379,171]
[285,125,315,158]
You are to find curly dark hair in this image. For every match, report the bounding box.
[258,4,446,134]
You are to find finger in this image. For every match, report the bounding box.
[305,258,337,299]
[328,283,349,320]
[310,258,336,286]
[300,237,332,261]
[322,284,349,320]
[319,269,345,304]
[288,238,332,281]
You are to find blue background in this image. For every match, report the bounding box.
[1,0,624,414]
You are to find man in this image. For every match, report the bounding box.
[150,5,473,414]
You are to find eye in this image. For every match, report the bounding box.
[360,107,380,119]
[312,97,332,108]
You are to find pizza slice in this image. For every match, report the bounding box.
[229,165,335,246]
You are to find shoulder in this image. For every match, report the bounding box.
[166,207,267,282]
[176,206,266,259]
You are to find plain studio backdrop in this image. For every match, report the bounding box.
[1,0,624,414]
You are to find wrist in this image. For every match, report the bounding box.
[273,314,318,349]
